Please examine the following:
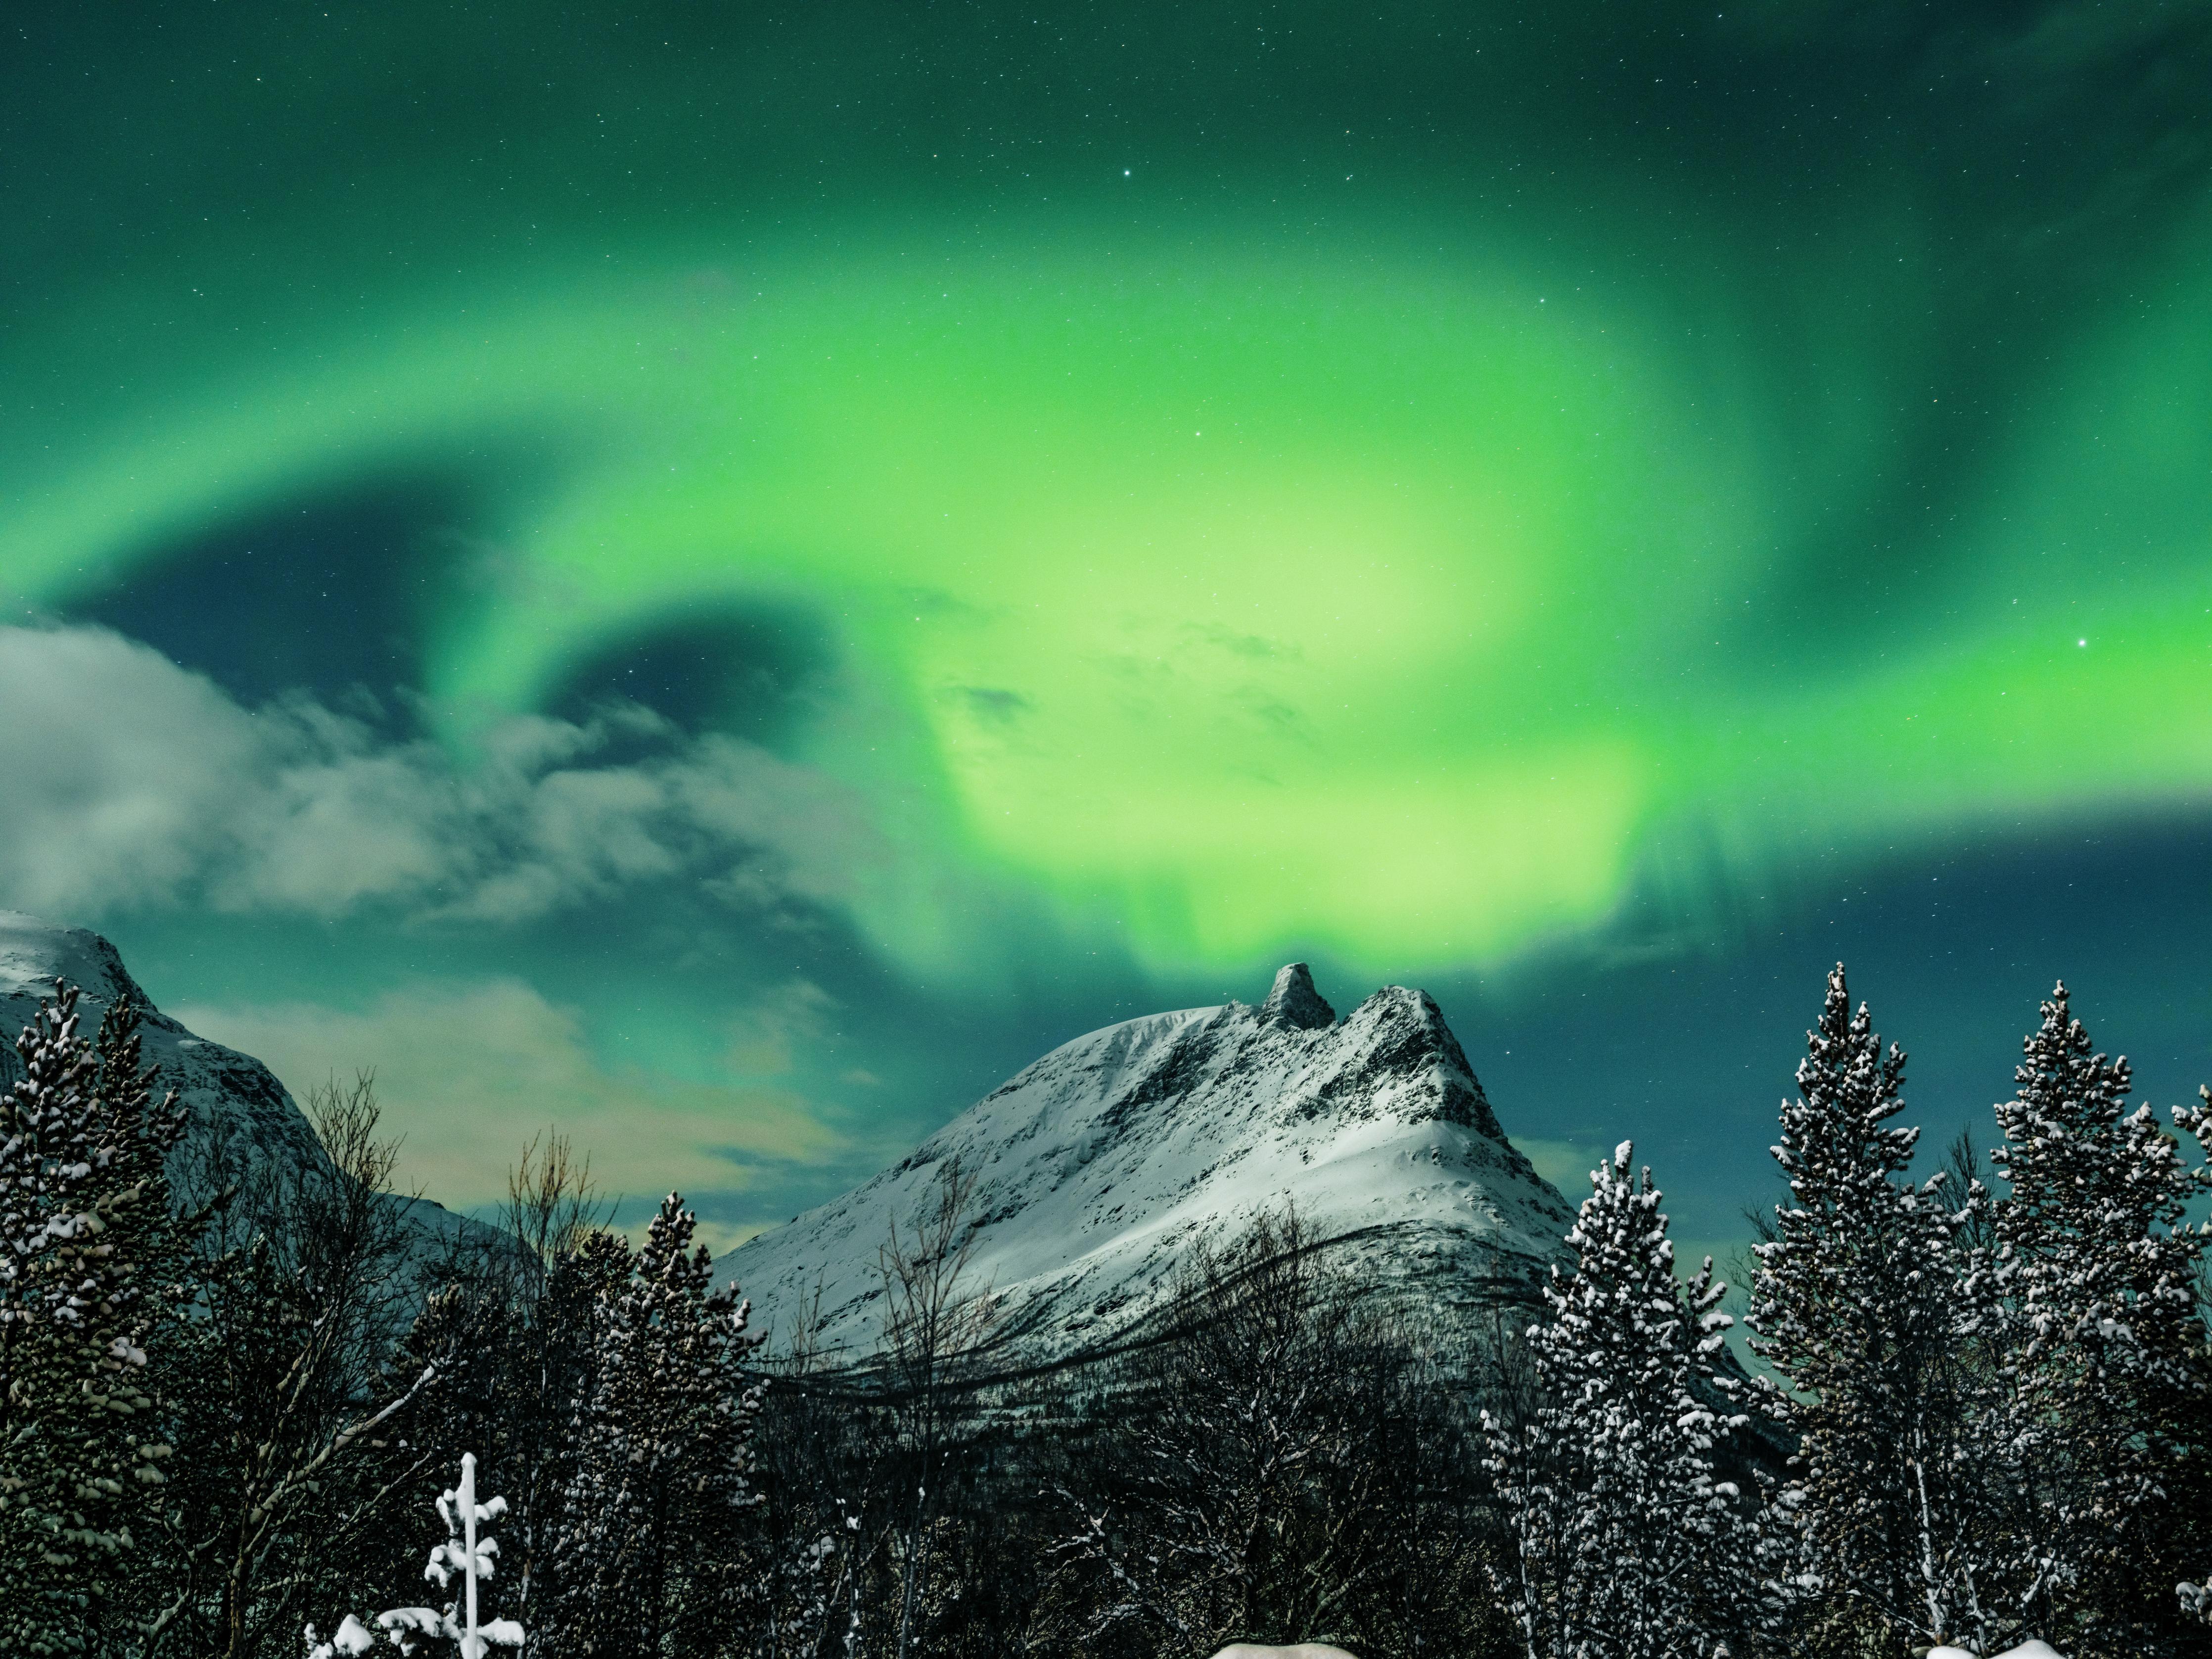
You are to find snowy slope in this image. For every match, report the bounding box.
[0,910,485,1252]
[722,964,1577,1371]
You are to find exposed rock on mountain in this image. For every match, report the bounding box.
[723,963,1576,1372]
[0,910,482,1251]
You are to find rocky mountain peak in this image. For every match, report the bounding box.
[1260,961,1336,1030]
[1326,982,1504,1140]
[0,910,484,1254]
[0,913,179,1042]
[724,964,1575,1373]
[0,912,311,1173]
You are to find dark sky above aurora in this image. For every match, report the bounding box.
[4,1,2211,1267]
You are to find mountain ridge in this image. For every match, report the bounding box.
[0,909,487,1254]
[722,963,1576,1372]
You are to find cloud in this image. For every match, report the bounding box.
[943,685,1033,726]
[0,624,878,925]
[1183,622,1292,661]
[723,977,839,1077]
[174,977,847,1210]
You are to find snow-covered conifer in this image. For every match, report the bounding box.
[304,1451,525,1657]
[543,1194,768,1659]
[1747,965,1993,1654]
[2181,1078,2212,1635]
[1484,1141,1761,1659]
[0,979,186,1657]
[1988,983,2206,1642]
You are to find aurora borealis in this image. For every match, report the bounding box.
[5,2,2210,1260]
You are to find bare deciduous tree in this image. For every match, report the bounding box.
[1046,1209,1490,1658]
[876,1156,1001,1659]
[144,1073,443,1659]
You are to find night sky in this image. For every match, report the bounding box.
[5,2,2209,1268]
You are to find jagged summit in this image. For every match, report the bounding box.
[1260,961,1335,1030]
[723,964,1575,1372]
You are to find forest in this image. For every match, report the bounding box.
[5,963,2212,1659]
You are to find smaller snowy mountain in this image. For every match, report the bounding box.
[0,910,483,1252]
[723,964,1577,1373]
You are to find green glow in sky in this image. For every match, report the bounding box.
[5,3,2211,994]
[6,200,2211,976]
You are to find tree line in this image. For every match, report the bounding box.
[5,964,2212,1658]
[1486,967,2212,1659]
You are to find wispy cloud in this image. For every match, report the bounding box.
[175,977,847,1211]
[942,685,1033,726]
[0,624,878,926]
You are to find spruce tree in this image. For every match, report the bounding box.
[1485,1142,1760,1659]
[1747,965,1992,1654]
[0,980,185,1658]
[544,1194,767,1659]
[1993,984,2208,1648]
[2177,1083,2212,1642]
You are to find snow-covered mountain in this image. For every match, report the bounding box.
[0,910,483,1252]
[722,964,1577,1372]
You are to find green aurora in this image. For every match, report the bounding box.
[4,1,2211,1236]
[15,220,2212,975]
